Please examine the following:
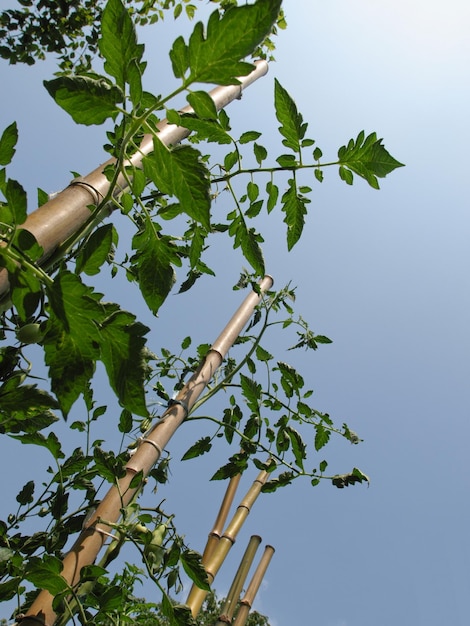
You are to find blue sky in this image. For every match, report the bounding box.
[1,1,470,625]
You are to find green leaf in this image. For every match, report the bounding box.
[332,467,370,488]
[314,423,330,451]
[181,436,212,460]
[99,0,144,89]
[75,223,115,276]
[44,76,122,125]
[240,373,261,414]
[281,178,309,250]
[180,549,210,591]
[166,111,231,145]
[131,222,181,314]
[118,408,133,434]
[266,181,278,213]
[25,556,69,596]
[144,139,211,229]
[12,431,63,460]
[239,130,262,144]
[338,131,404,189]
[0,576,21,602]
[0,381,58,435]
[187,0,282,85]
[274,78,306,152]
[286,426,306,469]
[170,35,190,78]
[253,142,267,165]
[4,178,27,225]
[0,122,18,166]
[228,214,265,275]
[187,90,218,119]
[16,480,35,505]
[99,310,150,416]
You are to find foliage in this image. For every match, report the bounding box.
[0,0,402,624]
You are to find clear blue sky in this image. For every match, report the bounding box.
[1,1,470,625]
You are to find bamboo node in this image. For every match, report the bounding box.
[167,397,189,419]
[140,438,163,456]
[68,177,103,205]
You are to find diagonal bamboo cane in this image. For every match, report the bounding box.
[19,275,273,626]
[0,60,269,306]
[186,466,271,618]
[232,545,275,626]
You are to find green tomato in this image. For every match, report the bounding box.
[16,323,44,344]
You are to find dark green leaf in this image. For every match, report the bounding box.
[266,181,278,213]
[286,426,306,469]
[239,130,262,144]
[25,555,69,595]
[170,35,189,78]
[181,436,212,460]
[144,139,211,229]
[228,214,265,275]
[12,431,63,459]
[0,577,21,602]
[274,78,306,152]
[180,549,210,591]
[314,424,330,451]
[166,111,231,144]
[118,408,133,433]
[44,76,122,125]
[187,0,282,85]
[131,221,181,314]
[332,468,370,488]
[16,480,35,505]
[75,223,115,276]
[99,0,144,88]
[0,122,18,166]
[4,178,27,225]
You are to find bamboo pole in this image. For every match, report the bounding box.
[0,60,269,306]
[215,535,262,625]
[186,467,270,617]
[232,545,275,626]
[202,474,242,565]
[19,275,273,626]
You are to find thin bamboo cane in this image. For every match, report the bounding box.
[19,275,273,626]
[0,60,269,305]
[215,535,262,625]
[202,474,242,565]
[232,545,275,626]
[186,467,270,618]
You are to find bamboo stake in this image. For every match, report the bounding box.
[0,60,269,305]
[19,275,273,626]
[232,545,275,626]
[215,535,262,625]
[202,474,242,565]
[186,467,270,618]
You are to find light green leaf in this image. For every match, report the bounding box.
[76,223,115,276]
[44,76,122,125]
[187,90,218,119]
[144,139,211,229]
[187,0,282,85]
[4,178,27,225]
[338,131,404,189]
[0,122,18,166]
[170,35,190,78]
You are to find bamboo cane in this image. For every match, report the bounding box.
[0,60,269,306]
[186,467,270,618]
[214,535,262,626]
[19,275,273,626]
[232,545,275,626]
[202,473,242,566]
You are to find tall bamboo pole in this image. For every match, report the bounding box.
[19,275,273,626]
[232,545,275,626]
[0,60,269,306]
[186,467,270,617]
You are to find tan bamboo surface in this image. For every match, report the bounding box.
[0,60,269,306]
[186,467,270,617]
[19,275,273,626]
[202,473,242,565]
[215,535,262,625]
[232,544,275,626]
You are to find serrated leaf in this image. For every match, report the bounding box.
[16,480,34,505]
[240,373,261,414]
[44,76,122,125]
[281,178,309,250]
[144,139,211,229]
[187,0,282,85]
[131,221,181,314]
[166,112,231,145]
[99,310,150,416]
[338,131,404,189]
[266,181,278,213]
[228,214,265,275]
[4,178,27,225]
[181,549,211,591]
[75,223,114,276]
[0,381,58,435]
[314,423,330,451]
[286,425,306,469]
[181,436,212,460]
[0,122,18,166]
[274,78,306,152]
[0,577,21,602]
[25,556,69,596]
[12,431,63,460]
[99,0,144,89]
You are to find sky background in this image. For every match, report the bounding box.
[1,1,470,625]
